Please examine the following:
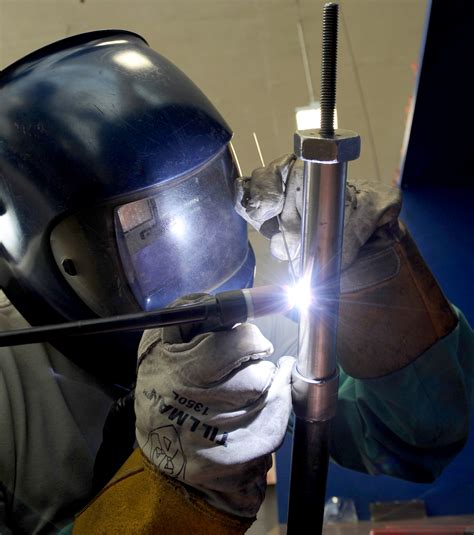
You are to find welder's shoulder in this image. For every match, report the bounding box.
[72,448,251,535]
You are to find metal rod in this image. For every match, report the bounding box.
[252,132,265,167]
[297,161,346,380]
[320,2,339,136]
[288,419,331,532]
[287,4,355,534]
[287,159,347,535]
[228,141,242,177]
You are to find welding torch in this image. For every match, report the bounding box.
[0,285,294,347]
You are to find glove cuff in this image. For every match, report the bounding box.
[73,448,253,535]
[337,231,458,379]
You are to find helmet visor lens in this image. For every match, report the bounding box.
[51,147,251,316]
[114,148,248,311]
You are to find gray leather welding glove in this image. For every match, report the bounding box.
[235,154,401,270]
[235,155,457,379]
[135,295,295,519]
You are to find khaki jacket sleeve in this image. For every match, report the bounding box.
[73,449,253,535]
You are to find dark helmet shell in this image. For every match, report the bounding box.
[0,31,254,384]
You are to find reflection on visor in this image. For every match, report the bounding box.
[115,150,248,310]
[117,198,154,232]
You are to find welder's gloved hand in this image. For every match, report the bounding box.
[134,294,295,523]
[235,154,401,269]
[235,155,458,379]
[234,154,298,246]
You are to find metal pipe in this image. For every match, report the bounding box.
[287,152,351,535]
[288,419,331,532]
[297,161,347,380]
[287,4,360,533]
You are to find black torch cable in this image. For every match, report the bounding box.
[0,285,292,348]
[0,300,219,347]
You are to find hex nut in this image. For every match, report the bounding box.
[294,129,361,163]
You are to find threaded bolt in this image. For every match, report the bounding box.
[320,2,339,137]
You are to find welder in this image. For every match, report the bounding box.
[0,31,472,535]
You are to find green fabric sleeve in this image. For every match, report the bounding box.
[330,307,474,482]
[57,523,73,535]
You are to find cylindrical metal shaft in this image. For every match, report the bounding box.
[287,4,361,534]
[297,161,347,381]
[320,2,339,136]
[287,159,348,535]
[288,419,331,533]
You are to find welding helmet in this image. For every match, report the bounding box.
[0,30,254,383]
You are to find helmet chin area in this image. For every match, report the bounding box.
[50,147,253,316]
